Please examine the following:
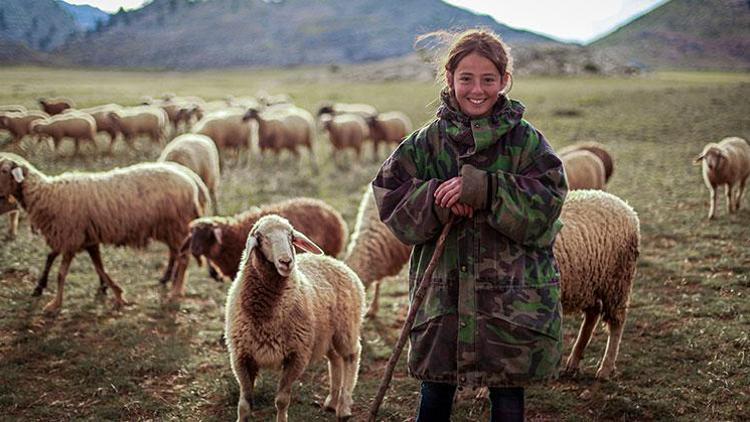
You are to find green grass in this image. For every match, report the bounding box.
[1,66,749,421]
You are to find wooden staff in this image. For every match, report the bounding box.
[368,216,455,422]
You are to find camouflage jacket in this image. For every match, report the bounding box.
[372,93,568,387]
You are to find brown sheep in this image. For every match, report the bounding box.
[242,107,316,162]
[561,149,607,190]
[0,153,209,314]
[183,197,348,281]
[0,111,49,146]
[316,102,377,119]
[366,111,412,157]
[38,97,75,115]
[320,112,369,160]
[192,109,252,164]
[558,141,614,183]
[694,136,750,219]
[68,104,123,150]
[30,111,98,156]
[108,106,168,149]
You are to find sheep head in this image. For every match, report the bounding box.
[245,215,323,277]
[0,154,27,201]
[187,219,223,260]
[242,108,260,122]
[694,145,725,170]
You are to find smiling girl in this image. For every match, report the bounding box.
[372,29,569,421]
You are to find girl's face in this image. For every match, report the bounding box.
[447,52,509,118]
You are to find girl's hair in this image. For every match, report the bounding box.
[416,28,514,94]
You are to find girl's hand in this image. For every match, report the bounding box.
[451,203,474,218]
[435,176,463,208]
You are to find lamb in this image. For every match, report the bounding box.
[225,214,365,421]
[192,108,252,163]
[366,111,412,157]
[38,97,75,115]
[0,194,20,239]
[344,185,411,318]
[158,133,221,214]
[0,111,49,146]
[319,112,370,160]
[184,197,348,281]
[29,111,98,156]
[693,136,750,219]
[561,149,607,190]
[242,107,317,166]
[108,106,169,149]
[0,153,209,314]
[558,141,614,183]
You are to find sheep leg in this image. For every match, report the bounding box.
[596,319,625,379]
[159,250,176,285]
[564,308,600,375]
[6,210,19,239]
[86,245,129,308]
[42,251,75,315]
[233,354,259,422]
[726,183,735,213]
[365,280,381,319]
[737,176,748,210]
[708,185,717,219]
[275,353,306,422]
[210,189,220,215]
[324,350,343,412]
[336,341,361,419]
[168,251,190,299]
[32,251,59,296]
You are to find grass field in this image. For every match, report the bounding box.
[0,66,748,421]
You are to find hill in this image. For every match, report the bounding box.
[55,0,561,70]
[592,0,750,70]
[58,1,110,31]
[0,0,78,51]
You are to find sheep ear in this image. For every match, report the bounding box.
[213,227,223,245]
[292,230,324,255]
[11,167,24,183]
[693,153,704,164]
[245,235,258,254]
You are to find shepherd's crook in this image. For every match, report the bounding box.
[368,216,455,421]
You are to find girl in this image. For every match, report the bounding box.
[372,29,568,421]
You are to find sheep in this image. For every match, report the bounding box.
[0,194,20,239]
[0,111,49,146]
[319,112,369,160]
[192,109,252,163]
[67,104,123,150]
[145,96,206,132]
[38,97,75,115]
[344,185,411,318]
[561,149,607,190]
[366,111,412,157]
[316,102,377,120]
[0,105,27,113]
[29,111,98,156]
[558,141,614,183]
[184,197,348,282]
[108,106,169,149]
[242,107,317,167]
[225,214,365,421]
[158,133,221,214]
[0,153,209,314]
[693,136,750,219]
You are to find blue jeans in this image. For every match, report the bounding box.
[416,381,525,422]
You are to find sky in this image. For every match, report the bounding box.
[64,0,669,44]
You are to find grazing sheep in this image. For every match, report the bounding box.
[344,186,411,318]
[0,111,49,146]
[555,189,640,379]
[225,214,365,422]
[192,109,252,163]
[38,97,75,115]
[366,111,412,157]
[242,107,316,166]
[558,141,614,183]
[68,104,123,149]
[319,112,369,160]
[184,197,348,281]
[158,133,221,214]
[694,136,750,219]
[316,102,377,119]
[0,153,208,314]
[30,111,98,156]
[108,106,169,149]
[561,149,607,190]
[0,195,20,239]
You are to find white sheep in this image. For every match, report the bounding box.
[558,141,614,183]
[561,149,607,190]
[192,108,252,164]
[316,102,377,120]
[225,215,364,422]
[108,106,169,149]
[366,111,412,157]
[694,136,750,219]
[158,133,221,214]
[0,153,209,314]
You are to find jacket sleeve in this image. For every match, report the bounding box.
[372,132,450,245]
[484,127,567,248]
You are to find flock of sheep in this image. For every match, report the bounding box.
[1,93,749,421]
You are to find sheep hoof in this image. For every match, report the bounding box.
[595,365,614,380]
[42,301,61,316]
[31,286,44,297]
